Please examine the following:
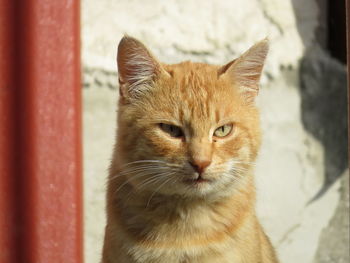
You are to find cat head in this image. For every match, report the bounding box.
[115,36,268,199]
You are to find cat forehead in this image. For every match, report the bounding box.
[148,64,240,124]
[164,62,220,80]
[160,62,227,95]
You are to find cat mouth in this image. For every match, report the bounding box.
[183,176,212,185]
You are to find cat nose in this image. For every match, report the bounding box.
[189,159,211,174]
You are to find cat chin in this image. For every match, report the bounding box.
[153,180,237,201]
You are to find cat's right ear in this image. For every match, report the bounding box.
[117,36,167,102]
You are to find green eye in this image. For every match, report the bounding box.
[214,124,233,138]
[159,123,184,138]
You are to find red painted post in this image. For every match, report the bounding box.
[0,1,83,263]
[0,1,18,262]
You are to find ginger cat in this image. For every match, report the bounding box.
[102,36,279,263]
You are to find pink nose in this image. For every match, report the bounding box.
[189,160,211,174]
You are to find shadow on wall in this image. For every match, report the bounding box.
[291,0,348,200]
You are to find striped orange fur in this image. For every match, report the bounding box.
[102,36,279,263]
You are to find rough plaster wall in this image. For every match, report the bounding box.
[82,0,307,75]
[82,1,348,263]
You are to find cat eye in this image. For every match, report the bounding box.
[214,124,233,138]
[159,123,184,138]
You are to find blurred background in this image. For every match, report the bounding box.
[81,1,348,263]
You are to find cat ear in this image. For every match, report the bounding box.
[219,39,269,100]
[117,36,166,101]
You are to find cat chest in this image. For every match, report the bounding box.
[127,238,240,263]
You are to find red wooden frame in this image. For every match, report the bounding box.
[0,1,83,262]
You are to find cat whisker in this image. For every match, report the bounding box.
[112,172,158,196]
[231,160,256,166]
[109,163,180,181]
[146,175,177,208]
[113,168,180,198]
[134,177,161,192]
[120,159,182,169]
[229,172,246,180]
[118,166,168,175]
[230,168,248,175]
[225,168,246,181]
[135,171,176,191]
[122,172,175,204]
[108,168,160,183]
[120,159,166,168]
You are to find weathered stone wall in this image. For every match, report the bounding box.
[82,1,348,263]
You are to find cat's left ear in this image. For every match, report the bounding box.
[219,39,269,100]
